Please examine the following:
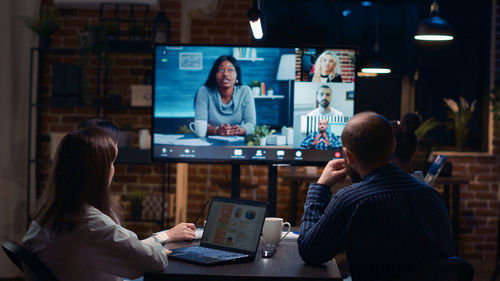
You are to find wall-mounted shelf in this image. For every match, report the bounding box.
[235,57,264,62]
[254,95,284,99]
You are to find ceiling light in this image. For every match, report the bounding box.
[247,0,265,40]
[361,0,390,75]
[414,1,453,41]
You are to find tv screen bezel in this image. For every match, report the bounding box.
[151,42,359,166]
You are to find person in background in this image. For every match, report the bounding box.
[77,117,196,242]
[390,112,424,182]
[311,50,342,83]
[194,55,256,136]
[306,85,343,117]
[298,111,453,281]
[300,118,341,150]
[23,129,169,281]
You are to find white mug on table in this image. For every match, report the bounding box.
[189,120,207,138]
[262,217,291,246]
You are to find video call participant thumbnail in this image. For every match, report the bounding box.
[311,50,342,83]
[300,119,341,150]
[307,85,343,117]
[194,55,256,136]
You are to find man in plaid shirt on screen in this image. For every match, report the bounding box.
[300,118,341,150]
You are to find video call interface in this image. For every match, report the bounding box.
[152,44,356,164]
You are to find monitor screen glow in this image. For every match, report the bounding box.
[152,44,357,164]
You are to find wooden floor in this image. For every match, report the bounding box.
[0,259,497,281]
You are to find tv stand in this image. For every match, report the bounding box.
[230,164,278,217]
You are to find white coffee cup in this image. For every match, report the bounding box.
[262,217,291,246]
[189,120,207,138]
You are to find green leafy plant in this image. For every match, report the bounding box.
[444,96,476,151]
[128,190,146,219]
[178,124,192,134]
[250,80,260,87]
[414,117,442,140]
[23,8,61,37]
[245,125,275,145]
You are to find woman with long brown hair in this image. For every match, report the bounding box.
[23,128,168,281]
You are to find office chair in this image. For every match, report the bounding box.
[2,240,59,281]
[397,256,474,281]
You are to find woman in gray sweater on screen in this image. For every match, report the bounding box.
[194,55,256,136]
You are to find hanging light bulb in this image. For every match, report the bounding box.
[247,0,265,40]
[414,1,453,41]
[361,0,391,75]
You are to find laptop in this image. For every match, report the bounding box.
[424,155,447,186]
[170,196,268,265]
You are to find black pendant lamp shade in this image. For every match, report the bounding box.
[414,1,453,41]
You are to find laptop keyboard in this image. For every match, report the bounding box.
[183,246,247,259]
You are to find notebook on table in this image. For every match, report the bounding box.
[170,196,268,266]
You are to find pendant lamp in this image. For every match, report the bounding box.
[414,1,453,41]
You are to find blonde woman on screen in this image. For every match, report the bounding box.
[311,51,342,83]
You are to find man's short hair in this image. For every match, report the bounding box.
[316,84,332,96]
[341,112,394,167]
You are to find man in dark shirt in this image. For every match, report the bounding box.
[300,119,342,150]
[297,112,453,281]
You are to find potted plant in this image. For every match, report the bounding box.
[444,96,476,151]
[245,125,275,146]
[414,117,442,140]
[250,80,261,97]
[24,8,61,48]
[129,22,146,41]
[128,190,146,219]
[267,86,274,96]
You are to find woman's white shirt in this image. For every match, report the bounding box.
[22,206,168,281]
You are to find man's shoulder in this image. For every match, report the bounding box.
[306,108,320,116]
[328,107,343,116]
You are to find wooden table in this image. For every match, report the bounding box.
[435,177,469,255]
[144,240,343,281]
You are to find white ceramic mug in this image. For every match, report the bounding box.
[262,217,291,246]
[189,120,207,138]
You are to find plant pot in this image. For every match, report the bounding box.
[259,137,266,146]
[252,87,260,97]
[131,204,142,219]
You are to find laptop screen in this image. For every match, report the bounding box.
[201,197,267,252]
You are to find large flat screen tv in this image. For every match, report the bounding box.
[152,44,357,165]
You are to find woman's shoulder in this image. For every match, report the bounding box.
[237,85,252,95]
[85,205,118,230]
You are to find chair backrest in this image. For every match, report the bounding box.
[398,256,474,281]
[2,240,59,281]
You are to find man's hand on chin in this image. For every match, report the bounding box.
[317,159,348,187]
